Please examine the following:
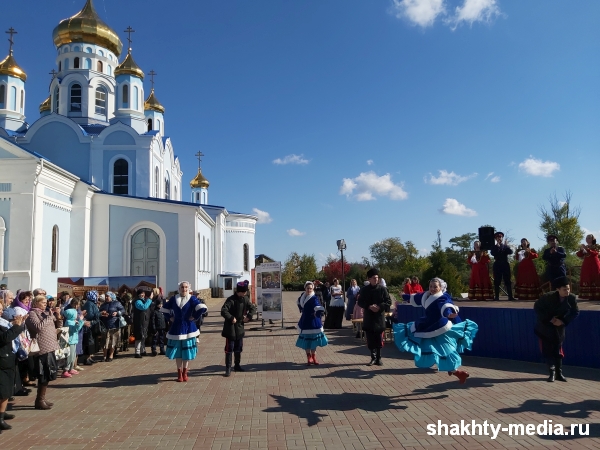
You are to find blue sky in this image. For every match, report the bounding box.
[4,0,600,267]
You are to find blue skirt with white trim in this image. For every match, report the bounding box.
[393,320,478,372]
[165,338,198,361]
[296,331,328,351]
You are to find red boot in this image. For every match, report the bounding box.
[452,370,470,384]
[307,354,313,365]
[182,368,188,382]
[177,369,184,382]
[311,354,319,365]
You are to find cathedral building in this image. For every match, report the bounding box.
[0,0,257,297]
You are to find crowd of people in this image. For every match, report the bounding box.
[468,232,600,301]
[0,283,209,434]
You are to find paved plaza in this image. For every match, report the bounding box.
[2,292,600,449]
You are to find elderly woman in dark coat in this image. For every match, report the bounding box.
[0,304,26,431]
[25,295,62,410]
[81,291,101,365]
[132,289,153,358]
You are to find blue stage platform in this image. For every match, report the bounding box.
[395,302,600,369]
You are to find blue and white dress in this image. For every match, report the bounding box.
[393,291,478,372]
[296,293,328,351]
[161,294,208,361]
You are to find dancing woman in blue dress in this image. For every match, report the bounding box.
[393,277,478,383]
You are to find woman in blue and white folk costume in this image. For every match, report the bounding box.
[160,281,207,382]
[296,281,328,365]
[393,277,478,383]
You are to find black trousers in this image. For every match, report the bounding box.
[365,330,383,350]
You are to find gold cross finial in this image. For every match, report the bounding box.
[6,27,17,55]
[195,151,204,170]
[49,69,57,79]
[148,70,157,89]
[124,26,135,52]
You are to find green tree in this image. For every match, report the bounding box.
[298,254,318,282]
[423,230,466,296]
[282,252,301,285]
[369,237,428,285]
[538,191,584,254]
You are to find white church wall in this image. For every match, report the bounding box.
[38,201,71,294]
[68,182,94,279]
[195,214,214,290]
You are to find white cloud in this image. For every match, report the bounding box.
[490,176,501,183]
[391,0,502,29]
[518,157,560,177]
[484,172,494,180]
[340,171,408,201]
[391,0,446,28]
[367,159,374,166]
[441,198,477,216]
[252,208,272,224]
[425,170,476,186]
[287,228,306,237]
[447,0,501,28]
[272,154,309,165]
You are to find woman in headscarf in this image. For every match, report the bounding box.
[393,277,478,384]
[296,281,327,365]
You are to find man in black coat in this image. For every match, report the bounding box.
[542,235,567,282]
[490,231,515,301]
[0,307,26,430]
[221,280,257,377]
[357,268,391,366]
[534,276,579,382]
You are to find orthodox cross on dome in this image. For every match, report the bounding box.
[48,69,58,90]
[148,70,157,90]
[5,27,17,55]
[124,26,135,52]
[195,151,204,171]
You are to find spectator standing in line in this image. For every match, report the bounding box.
[0,304,25,432]
[61,298,87,378]
[81,291,100,365]
[99,292,125,362]
[132,289,153,358]
[150,296,167,356]
[345,279,360,321]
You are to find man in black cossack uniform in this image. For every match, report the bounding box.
[534,276,579,382]
[490,231,515,301]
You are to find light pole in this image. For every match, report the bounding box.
[337,239,346,303]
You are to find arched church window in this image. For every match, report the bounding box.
[195,192,200,202]
[10,87,16,111]
[203,236,206,270]
[122,85,129,107]
[131,228,159,277]
[58,61,62,72]
[64,59,69,70]
[74,46,80,52]
[164,173,170,200]
[54,86,60,112]
[0,85,5,109]
[113,158,129,195]
[108,66,112,76]
[51,225,59,272]
[70,84,82,112]
[95,86,107,116]
[207,239,210,271]
[98,50,104,57]
[243,244,249,272]
[74,57,80,69]
[154,167,159,197]
[97,61,103,73]
[86,47,92,53]
[20,90,24,114]
[133,86,139,110]
[156,119,161,131]
[147,119,153,132]
[85,58,92,69]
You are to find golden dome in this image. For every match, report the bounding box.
[52,0,123,57]
[190,169,210,189]
[39,95,51,113]
[144,88,165,113]
[115,51,144,79]
[0,52,27,82]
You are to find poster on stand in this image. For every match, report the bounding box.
[256,262,282,320]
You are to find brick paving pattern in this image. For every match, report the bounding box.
[2,292,599,449]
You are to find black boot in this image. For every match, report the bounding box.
[494,286,500,301]
[374,348,383,366]
[506,282,515,301]
[547,365,555,382]
[234,353,244,372]
[0,413,11,430]
[555,359,567,382]
[366,349,376,366]
[225,353,232,377]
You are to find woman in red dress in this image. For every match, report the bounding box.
[514,238,541,300]
[410,277,424,293]
[402,278,412,295]
[576,234,600,300]
[467,241,493,300]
